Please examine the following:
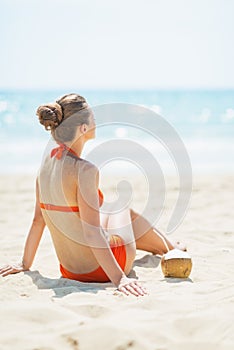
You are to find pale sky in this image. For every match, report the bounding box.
[0,0,234,89]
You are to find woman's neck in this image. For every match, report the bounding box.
[66,139,85,158]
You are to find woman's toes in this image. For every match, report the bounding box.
[173,241,187,251]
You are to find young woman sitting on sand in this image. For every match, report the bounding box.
[0,93,186,297]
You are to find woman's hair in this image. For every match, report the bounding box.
[36,93,91,142]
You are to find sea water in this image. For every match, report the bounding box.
[0,89,233,175]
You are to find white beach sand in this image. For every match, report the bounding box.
[0,173,234,350]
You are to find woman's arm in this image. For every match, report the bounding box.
[78,164,125,286]
[21,179,46,269]
[77,163,147,296]
[0,179,46,277]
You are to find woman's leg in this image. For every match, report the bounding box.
[129,209,186,255]
[99,207,186,271]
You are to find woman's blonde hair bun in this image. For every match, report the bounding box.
[36,102,63,131]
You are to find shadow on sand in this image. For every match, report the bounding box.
[133,253,161,268]
[25,254,193,296]
[24,270,111,298]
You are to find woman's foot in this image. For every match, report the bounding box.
[172,241,187,251]
[152,229,187,254]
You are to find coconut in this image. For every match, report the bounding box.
[161,248,192,278]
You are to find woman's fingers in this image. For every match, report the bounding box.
[117,276,149,297]
[124,284,140,296]
[130,282,148,296]
[118,286,130,296]
[0,266,13,277]
[118,281,148,297]
[0,264,24,277]
[136,286,148,295]
[0,265,11,274]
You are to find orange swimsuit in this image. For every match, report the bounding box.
[60,235,126,283]
[40,143,127,283]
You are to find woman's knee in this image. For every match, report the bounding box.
[130,208,140,222]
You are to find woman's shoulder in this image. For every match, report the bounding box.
[77,159,99,175]
[76,160,99,188]
[63,154,97,174]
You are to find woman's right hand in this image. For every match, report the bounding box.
[117,275,148,297]
[0,262,27,277]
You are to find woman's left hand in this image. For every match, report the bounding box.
[0,262,27,277]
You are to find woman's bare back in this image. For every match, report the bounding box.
[38,154,100,273]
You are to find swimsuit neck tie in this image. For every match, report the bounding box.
[50,143,79,160]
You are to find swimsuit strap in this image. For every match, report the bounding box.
[40,203,79,212]
[40,189,104,212]
[50,143,79,160]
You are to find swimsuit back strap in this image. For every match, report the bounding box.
[40,203,79,212]
[40,189,104,213]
